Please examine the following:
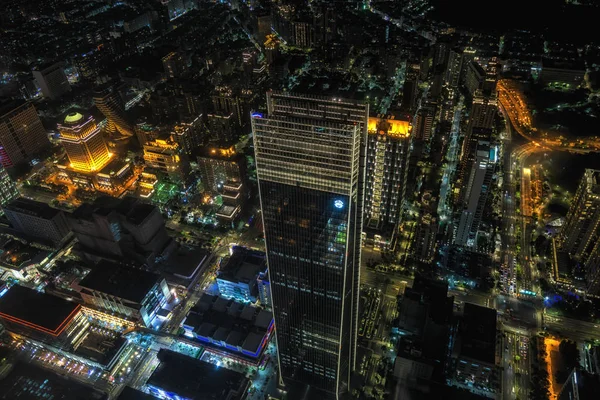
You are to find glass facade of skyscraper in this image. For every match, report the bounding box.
[252,91,368,397]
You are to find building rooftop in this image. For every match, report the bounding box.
[126,203,157,226]
[147,349,248,400]
[0,98,27,117]
[117,386,158,400]
[64,112,83,124]
[367,117,411,138]
[0,362,107,400]
[183,294,273,358]
[162,247,208,280]
[73,331,127,367]
[3,197,62,220]
[218,246,266,285]
[78,261,161,304]
[0,284,80,336]
[459,303,497,364]
[97,158,131,178]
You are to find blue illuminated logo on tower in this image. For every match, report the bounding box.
[334,199,344,209]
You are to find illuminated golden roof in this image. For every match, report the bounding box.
[64,112,83,124]
[210,146,236,158]
[368,117,411,138]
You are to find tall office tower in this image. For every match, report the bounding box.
[401,64,420,113]
[94,86,133,137]
[57,112,111,172]
[468,90,498,131]
[444,48,463,89]
[252,91,368,398]
[0,166,19,209]
[557,169,600,262]
[0,99,49,167]
[483,57,499,93]
[453,126,493,205]
[32,62,71,100]
[291,20,313,49]
[559,170,600,295]
[464,61,486,98]
[432,41,450,71]
[162,51,187,79]
[364,117,410,231]
[3,197,70,247]
[454,142,497,247]
[413,102,436,142]
[413,190,439,263]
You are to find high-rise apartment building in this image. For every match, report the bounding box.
[413,102,436,142]
[252,91,367,398]
[32,62,71,100]
[94,85,133,137]
[413,190,439,263]
[0,99,49,167]
[143,138,189,183]
[364,117,410,232]
[454,142,497,247]
[197,146,244,193]
[58,112,111,173]
[162,51,187,79]
[171,115,204,155]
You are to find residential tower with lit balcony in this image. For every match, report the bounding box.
[363,116,411,251]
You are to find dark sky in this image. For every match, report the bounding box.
[431,0,600,43]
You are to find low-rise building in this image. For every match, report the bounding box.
[76,261,171,328]
[217,246,266,303]
[182,293,273,363]
[256,270,271,308]
[147,349,250,400]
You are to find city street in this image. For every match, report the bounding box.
[544,314,600,342]
[501,330,530,400]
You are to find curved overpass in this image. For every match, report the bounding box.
[497,79,599,154]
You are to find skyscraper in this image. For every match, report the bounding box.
[0,99,49,167]
[413,102,436,142]
[454,142,497,247]
[252,91,367,398]
[453,90,497,206]
[57,112,111,172]
[468,89,498,132]
[558,170,600,293]
[162,51,187,79]
[32,62,71,100]
[363,117,410,248]
[94,85,133,137]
